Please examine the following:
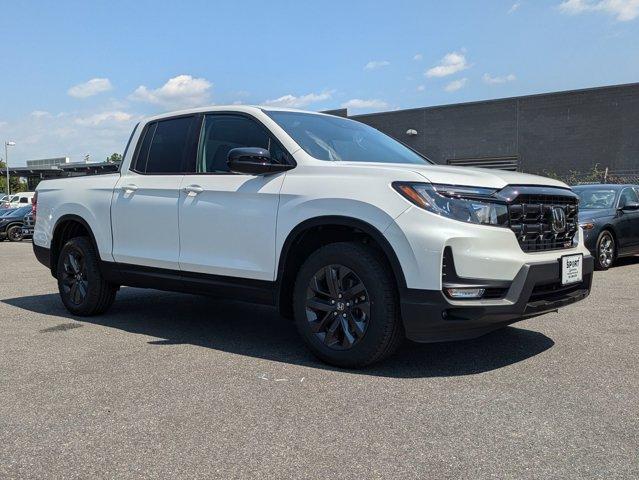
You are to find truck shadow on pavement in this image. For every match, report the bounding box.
[3,288,555,378]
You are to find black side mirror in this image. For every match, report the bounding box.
[621,201,639,211]
[227,147,294,175]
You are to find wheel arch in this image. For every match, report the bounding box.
[276,215,406,318]
[50,214,101,277]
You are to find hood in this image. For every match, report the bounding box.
[578,208,616,222]
[406,164,569,189]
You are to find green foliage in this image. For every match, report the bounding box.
[106,153,123,163]
[0,160,28,194]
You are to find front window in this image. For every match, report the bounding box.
[265,111,431,165]
[575,188,617,209]
[619,187,639,208]
[196,114,289,173]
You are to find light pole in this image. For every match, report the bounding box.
[4,141,15,196]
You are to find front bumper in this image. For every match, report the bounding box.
[401,255,594,342]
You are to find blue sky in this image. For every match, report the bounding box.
[1,0,638,165]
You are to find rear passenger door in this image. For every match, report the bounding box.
[111,115,198,269]
[178,113,291,280]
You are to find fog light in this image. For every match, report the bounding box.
[446,288,485,299]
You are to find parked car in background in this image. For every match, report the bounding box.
[0,205,32,242]
[1,191,35,209]
[572,184,639,270]
[21,211,35,238]
[0,207,18,217]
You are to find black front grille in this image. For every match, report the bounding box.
[508,193,578,252]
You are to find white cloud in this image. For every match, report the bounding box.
[417,84,426,91]
[68,78,113,98]
[483,73,517,84]
[262,91,332,108]
[75,111,133,127]
[130,74,212,108]
[508,2,522,13]
[413,53,423,61]
[364,60,390,70]
[2,108,137,165]
[425,51,469,78]
[558,0,639,21]
[30,111,51,118]
[340,98,388,110]
[444,78,467,92]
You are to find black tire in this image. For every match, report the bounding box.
[293,242,403,368]
[56,236,118,316]
[595,230,615,270]
[7,225,24,242]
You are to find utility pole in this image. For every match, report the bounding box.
[4,141,15,196]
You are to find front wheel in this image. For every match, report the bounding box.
[7,225,24,242]
[57,236,118,316]
[293,242,403,368]
[595,230,615,270]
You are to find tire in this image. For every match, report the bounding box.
[293,242,403,368]
[7,225,24,242]
[595,230,615,270]
[56,236,118,316]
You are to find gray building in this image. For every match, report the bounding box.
[26,157,71,169]
[345,82,639,179]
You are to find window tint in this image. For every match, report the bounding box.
[133,123,156,172]
[137,116,194,173]
[197,114,288,173]
[19,197,28,203]
[620,187,639,207]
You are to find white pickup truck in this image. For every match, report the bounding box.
[32,106,593,367]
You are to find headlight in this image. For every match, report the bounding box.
[579,222,595,230]
[393,182,509,227]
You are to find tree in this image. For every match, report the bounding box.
[0,160,27,195]
[106,153,123,163]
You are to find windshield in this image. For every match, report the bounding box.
[265,111,431,165]
[575,188,617,209]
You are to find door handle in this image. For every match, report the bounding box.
[183,185,204,195]
[121,184,138,193]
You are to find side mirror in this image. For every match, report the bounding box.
[621,201,639,211]
[227,147,294,175]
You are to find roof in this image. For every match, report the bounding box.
[142,105,335,123]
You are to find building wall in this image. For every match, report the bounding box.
[351,83,639,175]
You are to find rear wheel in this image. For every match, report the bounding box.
[293,242,403,368]
[595,230,615,270]
[7,225,24,242]
[56,236,118,316]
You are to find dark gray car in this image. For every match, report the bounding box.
[572,184,639,269]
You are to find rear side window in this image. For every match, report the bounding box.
[133,116,195,173]
[19,197,28,203]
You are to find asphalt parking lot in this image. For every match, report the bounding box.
[0,241,637,479]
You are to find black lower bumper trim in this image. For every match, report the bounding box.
[33,244,51,270]
[401,255,594,342]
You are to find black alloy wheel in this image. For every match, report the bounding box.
[56,236,118,316]
[60,247,89,305]
[7,225,24,242]
[305,264,370,350]
[293,242,403,368]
